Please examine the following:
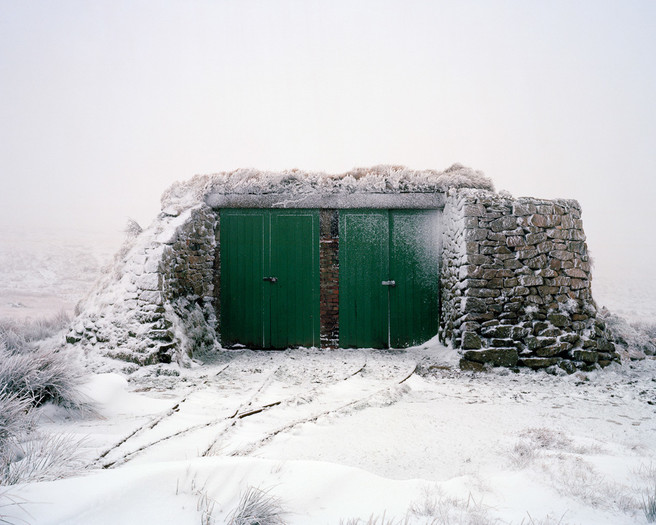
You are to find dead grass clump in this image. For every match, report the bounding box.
[227,486,286,525]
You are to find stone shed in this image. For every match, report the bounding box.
[68,164,617,372]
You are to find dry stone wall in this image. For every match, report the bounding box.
[160,205,218,359]
[66,204,218,365]
[439,189,619,372]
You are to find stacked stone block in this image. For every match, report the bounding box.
[439,189,618,372]
[66,204,218,365]
[160,205,218,359]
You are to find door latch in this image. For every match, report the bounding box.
[263,276,278,283]
[381,280,396,287]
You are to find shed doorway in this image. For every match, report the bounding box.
[339,210,440,348]
[220,209,320,349]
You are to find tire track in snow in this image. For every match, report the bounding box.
[201,357,370,456]
[223,361,418,458]
[97,353,402,468]
[97,355,369,468]
[97,363,280,469]
[91,364,230,468]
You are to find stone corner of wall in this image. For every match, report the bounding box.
[65,204,220,366]
[439,192,619,373]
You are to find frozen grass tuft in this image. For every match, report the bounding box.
[0,311,70,347]
[0,487,30,525]
[0,391,31,451]
[0,313,90,488]
[408,487,497,525]
[519,512,570,525]
[0,344,86,409]
[1,432,86,485]
[0,313,87,410]
[635,463,656,522]
[227,486,286,525]
[339,514,411,525]
[644,487,656,523]
[510,440,539,469]
[509,427,602,469]
[183,474,217,525]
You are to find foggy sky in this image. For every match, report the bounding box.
[1,0,655,281]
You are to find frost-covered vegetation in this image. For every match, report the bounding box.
[600,308,656,359]
[160,164,493,214]
[0,313,86,409]
[227,486,286,525]
[0,313,88,491]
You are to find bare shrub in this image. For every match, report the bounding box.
[227,486,286,525]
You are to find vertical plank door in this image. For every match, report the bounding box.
[220,210,267,348]
[269,211,320,348]
[339,210,389,348]
[389,210,440,347]
[339,209,440,348]
[220,209,319,349]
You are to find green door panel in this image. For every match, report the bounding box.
[220,209,319,349]
[339,211,389,348]
[389,210,440,347]
[270,211,320,348]
[339,210,440,349]
[220,211,266,348]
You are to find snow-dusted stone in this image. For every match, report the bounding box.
[439,189,617,372]
[64,164,613,371]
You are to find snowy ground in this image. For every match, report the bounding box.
[1,228,656,524]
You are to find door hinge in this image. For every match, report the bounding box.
[263,276,278,283]
[381,280,396,287]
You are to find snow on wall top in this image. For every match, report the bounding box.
[160,164,494,214]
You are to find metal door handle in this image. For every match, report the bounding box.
[381,280,396,287]
[263,276,278,283]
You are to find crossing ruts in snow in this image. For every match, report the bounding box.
[225,362,418,457]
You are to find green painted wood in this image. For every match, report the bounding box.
[270,211,320,348]
[220,210,266,348]
[220,209,319,349]
[339,211,389,348]
[389,210,440,347]
[339,209,440,349]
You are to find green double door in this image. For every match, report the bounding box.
[339,210,440,349]
[220,209,320,349]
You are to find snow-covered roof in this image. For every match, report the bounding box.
[160,164,494,214]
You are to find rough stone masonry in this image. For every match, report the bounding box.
[439,188,618,372]
[65,166,617,371]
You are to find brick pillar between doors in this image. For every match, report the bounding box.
[320,209,339,348]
